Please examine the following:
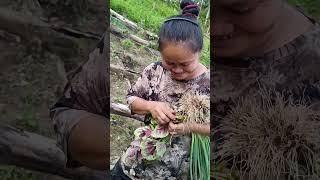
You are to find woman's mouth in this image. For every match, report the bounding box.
[171,72,184,77]
[215,34,234,41]
[213,34,234,48]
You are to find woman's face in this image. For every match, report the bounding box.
[213,0,284,57]
[161,42,200,81]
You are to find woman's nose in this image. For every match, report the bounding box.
[212,22,234,37]
[172,66,183,73]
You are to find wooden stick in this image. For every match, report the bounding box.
[110,103,144,122]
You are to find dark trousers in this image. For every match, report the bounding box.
[110,159,132,180]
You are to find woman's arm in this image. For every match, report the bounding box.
[130,97,154,115]
[130,97,176,125]
[189,123,210,136]
[168,122,210,136]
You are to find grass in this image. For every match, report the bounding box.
[0,166,38,180]
[201,36,210,67]
[111,0,179,33]
[288,0,320,18]
[121,39,134,50]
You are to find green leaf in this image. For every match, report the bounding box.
[155,141,166,159]
[141,138,157,161]
[134,126,152,139]
[151,125,169,139]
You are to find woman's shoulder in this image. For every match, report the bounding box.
[294,24,320,78]
[298,23,320,50]
[141,61,166,78]
[190,69,210,84]
[143,61,164,71]
[187,70,210,96]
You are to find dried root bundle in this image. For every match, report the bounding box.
[175,91,210,124]
[175,91,210,180]
[215,90,320,180]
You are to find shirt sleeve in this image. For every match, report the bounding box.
[126,63,158,109]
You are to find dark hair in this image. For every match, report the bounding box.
[158,0,203,53]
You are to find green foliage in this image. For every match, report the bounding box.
[111,0,178,33]
[201,36,210,67]
[121,39,134,50]
[14,95,40,132]
[112,0,210,66]
[111,0,210,34]
[0,166,38,180]
[16,109,39,132]
[113,96,125,103]
[288,0,320,18]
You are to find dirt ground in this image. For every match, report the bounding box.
[109,33,160,169]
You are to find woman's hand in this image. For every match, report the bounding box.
[168,122,191,135]
[147,101,176,125]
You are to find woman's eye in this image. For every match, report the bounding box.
[225,4,257,15]
[230,7,252,15]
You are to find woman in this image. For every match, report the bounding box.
[111,0,210,179]
[212,0,320,179]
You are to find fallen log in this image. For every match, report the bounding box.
[110,25,151,46]
[110,25,125,38]
[110,64,141,76]
[0,125,107,180]
[51,25,101,40]
[110,9,138,31]
[128,34,150,46]
[111,103,144,122]
[110,9,158,40]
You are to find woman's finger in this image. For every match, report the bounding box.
[156,116,165,125]
[168,122,174,131]
[169,122,177,131]
[164,105,176,120]
[164,109,176,121]
[159,112,170,123]
[170,131,177,135]
[158,112,169,125]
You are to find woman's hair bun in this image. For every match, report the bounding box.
[180,0,199,18]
